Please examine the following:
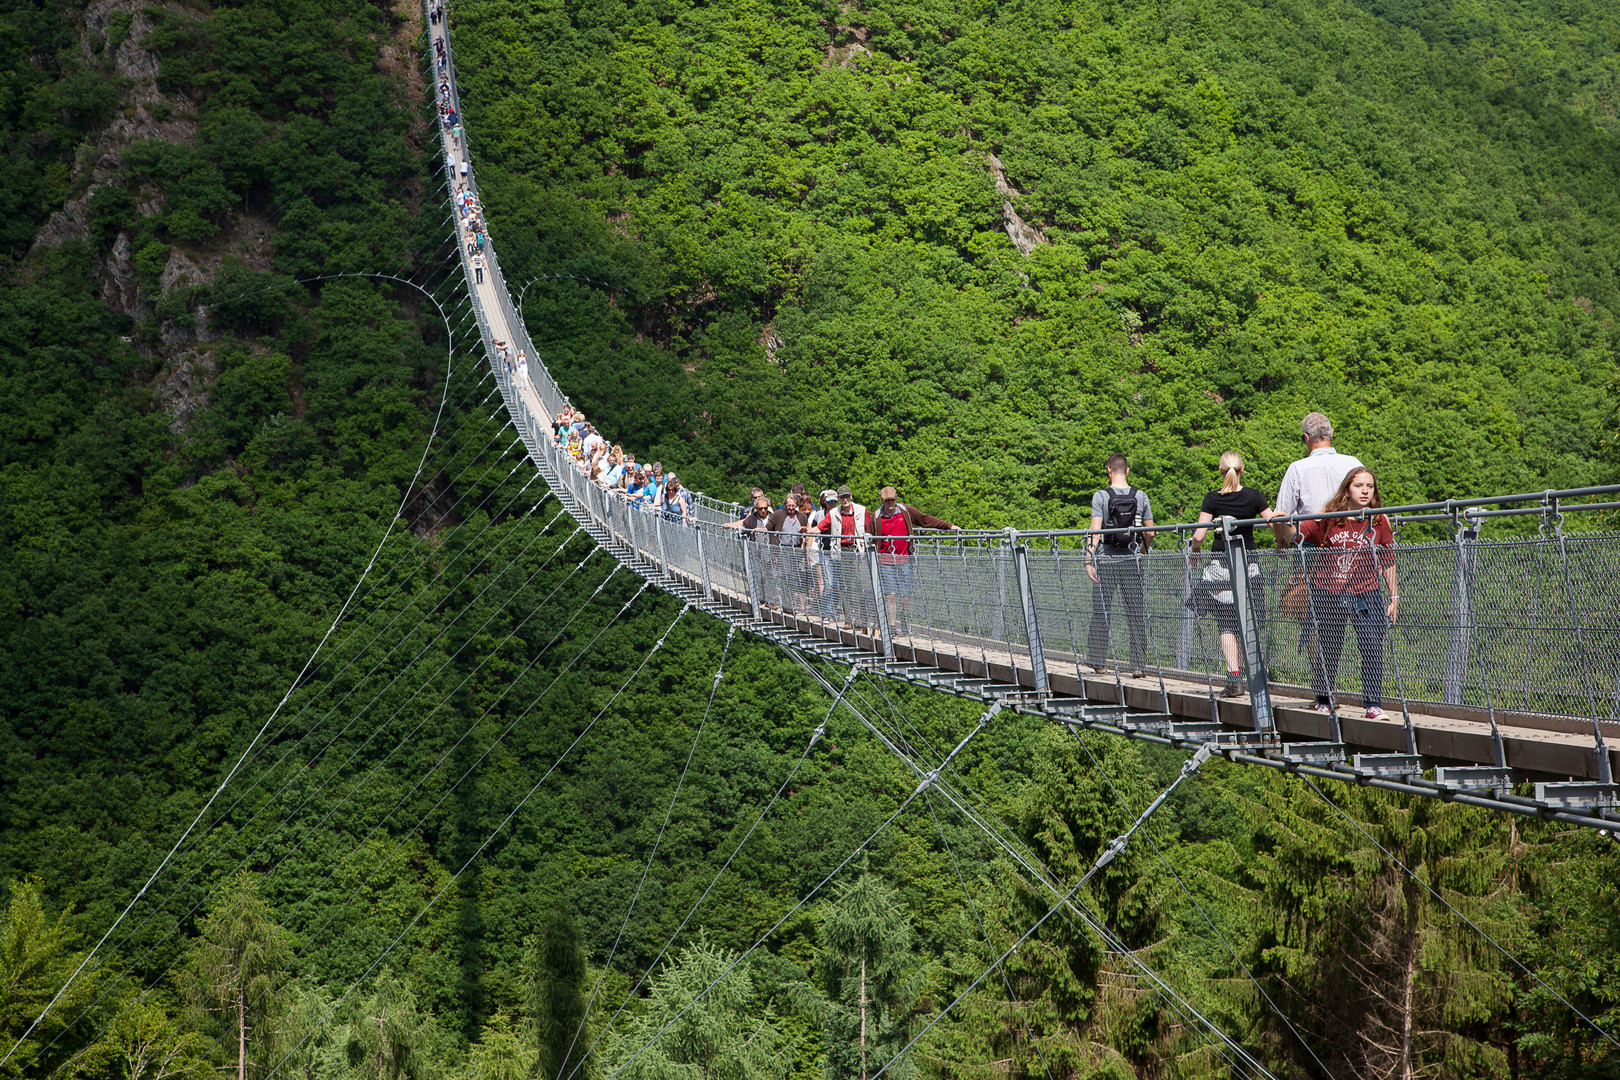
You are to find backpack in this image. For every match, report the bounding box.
[1101,486,1140,548]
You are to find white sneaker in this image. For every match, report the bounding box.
[1310,702,1332,714]
[1365,706,1385,720]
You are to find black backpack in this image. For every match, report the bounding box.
[1101,486,1140,548]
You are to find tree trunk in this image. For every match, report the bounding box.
[1399,940,1417,1080]
[239,985,247,1080]
[859,938,868,1080]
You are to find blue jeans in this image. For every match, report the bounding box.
[1308,586,1387,708]
[878,559,913,598]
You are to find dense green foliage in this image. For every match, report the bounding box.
[2,1,1620,1079]
[454,0,1618,526]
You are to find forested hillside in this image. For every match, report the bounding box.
[455,0,1619,524]
[1,1,1619,1080]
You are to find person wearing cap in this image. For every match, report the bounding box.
[656,474,691,525]
[816,486,871,627]
[806,489,839,620]
[869,485,959,635]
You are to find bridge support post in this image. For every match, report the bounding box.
[697,525,712,602]
[655,514,671,580]
[1011,532,1050,696]
[1224,520,1274,735]
[1176,540,1193,671]
[742,538,762,621]
[1444,511,1480,706]
[866,545,894,659]
[992,537,1008,644]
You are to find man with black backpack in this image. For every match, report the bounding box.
[1086,453,1155,677]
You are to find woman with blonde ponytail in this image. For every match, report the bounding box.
[1190,451,1276,697]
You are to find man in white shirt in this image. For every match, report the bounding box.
[1272,412,1363,544]
[580,424,604,459]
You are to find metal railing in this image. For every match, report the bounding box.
[425,9,1618,797]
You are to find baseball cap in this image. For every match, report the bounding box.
[837,485,852,497]
[821,489,838,504]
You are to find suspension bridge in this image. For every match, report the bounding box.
[428,20,1617,835]
[8,13,1620,1080]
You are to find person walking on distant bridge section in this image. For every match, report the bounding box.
[870,485,959,636]
[1086,453,1154,678]
[1271,411,1363,541]
[1275,467,1399,720]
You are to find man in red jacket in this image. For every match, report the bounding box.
[869,485,960,636]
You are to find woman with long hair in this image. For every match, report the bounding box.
[1277,466,1400,719]
[1189,451,1275,697]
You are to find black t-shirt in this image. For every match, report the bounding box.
[1200,487,1270,551]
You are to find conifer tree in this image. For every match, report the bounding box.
[608,937,787,1080]
[0,880,120,1080]
[819,863,919,1080]
[342,972,441,1080]
[1243,776,1526,1078]
[183,873,292,1080]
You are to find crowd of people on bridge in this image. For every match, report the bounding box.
[541,403,1396,720]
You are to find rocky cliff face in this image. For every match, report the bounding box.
[30,0,245,431]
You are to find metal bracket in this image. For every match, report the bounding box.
[1435,766,1515,794]
[1532,782,1618,811]
[1351,753,1426,779]
[1278,742,1347,765]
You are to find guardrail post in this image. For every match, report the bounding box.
[867,544,894,659]
[1444,511,1480,706]
[1177,541,1193,671]
[741,537,761,620]
[992,536,1008,644]
[697,525,712,601]
[1224,520,1274,734]
[655,513,670,580]
[1011,531,1049,695]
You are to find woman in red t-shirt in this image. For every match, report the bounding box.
[1279,467,1399,720]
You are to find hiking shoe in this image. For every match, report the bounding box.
[1310,702,1332,714]
[1220,683,1244,699]
[1089,665,1112,675]
[1130,669,1146,679]
[1365,706,1386,720]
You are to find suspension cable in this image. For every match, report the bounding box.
[19,524,604,1076]
[259,598,687,1080]
[833,675,1265,1079]
[558,663,863,1080]
[867,744,1277,1080]
[921,793,1059,1080]
[1067,729,1337,1077]
[0,264,468,1077]
[556,625,738,1079]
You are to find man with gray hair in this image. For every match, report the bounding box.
[1272,412,1363,542]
